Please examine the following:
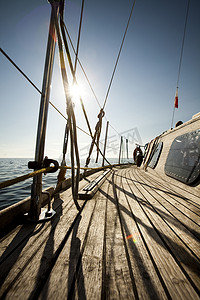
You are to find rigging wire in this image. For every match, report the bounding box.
[109,123,120,136]
[0,47,92,138]
[1,22,130,162]
[61,21,102,109]
[84,0,136,167]
[0,45,113,165]
[60,15,93,137]
[60,20,121,136]
[74,0,85,75]
[58,4,112,170]
[1,45,124,163]
[1,9,133,181]
[1,42,122,140]
[60,20,115,165]
[176,0,190,89]
[58,0,91,182]
[57,3,112,181]
[0,48,43,96]
[102,0,136,110]
[171,0,190,128]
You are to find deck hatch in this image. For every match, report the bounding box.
[148,142,163,169]
[83,170,110,192]
[165,129,200,184]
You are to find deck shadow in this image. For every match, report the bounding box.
[0,222,44,298]
[67,214,86,300]
[115,181,200,240]
[116,172,199,205]
[99,186,162,299]
[29,197,64,299]
[99,174,200,292]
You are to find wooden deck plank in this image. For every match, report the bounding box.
[73,180,108,299]
[0,199,76,299]
[38,198,97,299]
[140,169,200,216]
[0,182,74,261]
[115,167,200,299]
[144,168,200,204]
[113,168,168,300]
[0,166,199,299]
[38,173,111,299]
[133,168,200,255]
[129,167,200,294]
[0,171,105,261]
[0,173,103,299]
[101,174,138,300]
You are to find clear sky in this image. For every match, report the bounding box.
[0,0,199,160]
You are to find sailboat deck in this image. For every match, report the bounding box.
[0,165,200,299]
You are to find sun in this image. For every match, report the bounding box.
[69,82,83,103]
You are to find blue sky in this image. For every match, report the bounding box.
[0,0,199,160]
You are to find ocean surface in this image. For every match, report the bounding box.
[0,157,131,210]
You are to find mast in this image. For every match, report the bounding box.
[102,121,109,167]
[118,136,123,164]
[30,1,60,220]
[126,138,129,160]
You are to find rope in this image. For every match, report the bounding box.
[84,109,105,168]
[62,19,123,137]
[59,16,112,167]
[95,109,105,163]
[61,19,122,136]
[57,120,70,182]
[1,35,121,140]
[59,15,93,137]
[102,0,136,110]
[83,0,136,167]
[61,21,102,108]
[52,4,81,211]
[1,14,128,172]
[0,26,111,164]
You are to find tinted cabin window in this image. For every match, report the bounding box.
[148,142,163,169]
[165,129,200,184]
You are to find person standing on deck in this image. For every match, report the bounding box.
[133,145,143,167]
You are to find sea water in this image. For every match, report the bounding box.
[0,157,129,210]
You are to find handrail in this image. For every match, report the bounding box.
[0,167,52,190]
[0,165,114,190]
[0,163,134,191]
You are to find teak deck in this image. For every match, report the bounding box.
[0,165,200,299]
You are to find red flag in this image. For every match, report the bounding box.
[174,88,178,108]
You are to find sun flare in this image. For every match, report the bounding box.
[69,83,84,102]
